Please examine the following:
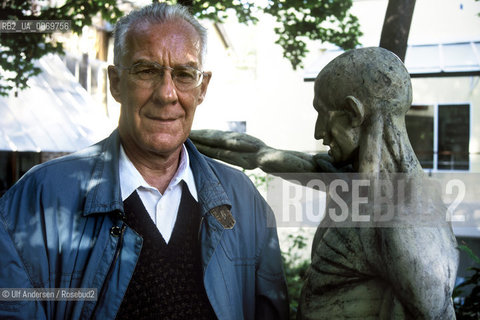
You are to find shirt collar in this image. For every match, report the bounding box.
[173,144,198,200]
[119,144,197,201]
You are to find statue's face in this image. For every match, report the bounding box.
[313,86,360,164]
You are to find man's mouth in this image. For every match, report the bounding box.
[146,115,178,122]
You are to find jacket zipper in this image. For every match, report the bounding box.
[91,223,126,316]
[198,216,204,240]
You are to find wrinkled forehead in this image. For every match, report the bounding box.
[124,19,202,65]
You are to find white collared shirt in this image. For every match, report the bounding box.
[119,144,198,243]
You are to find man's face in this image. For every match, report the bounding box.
[109,19,211,158]
[313,81,360,164]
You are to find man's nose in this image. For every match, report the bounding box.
[152,72,178,104]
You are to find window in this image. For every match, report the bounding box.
[437,104,470,170]
[405,105,434,169]
[406,104,470,171]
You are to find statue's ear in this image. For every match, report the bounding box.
[344,96,365,127]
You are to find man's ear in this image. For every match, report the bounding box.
[197,72,212,105]
[107,66,122,103]
[344,95,365,127]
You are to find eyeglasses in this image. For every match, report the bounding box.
[116,62,207,91]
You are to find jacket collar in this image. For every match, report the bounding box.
[83,129,123,216]
[82,131,235,229]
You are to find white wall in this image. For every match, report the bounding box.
[194,15,319,153]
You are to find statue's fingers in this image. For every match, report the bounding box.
[195,144,258,170]
[190,129,260,152]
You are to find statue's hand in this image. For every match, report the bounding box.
[190,129,318,173]
[190,129,266,152]
[190,129,266,169]
[256,149,317,173]
[313,153,353,173]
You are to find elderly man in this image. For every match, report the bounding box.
[0,3,288,319]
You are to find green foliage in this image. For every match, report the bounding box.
[1,0,361,96]
[281,233,310,319]
[263,0,362,69]
[188,0,363,70]
[453,244,480,319]
[245,169,271,190]
[0,0,123,97]
[185,0,259,24]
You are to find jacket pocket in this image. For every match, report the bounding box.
[220,239,256,267]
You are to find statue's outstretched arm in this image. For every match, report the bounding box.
[190,129,337,173]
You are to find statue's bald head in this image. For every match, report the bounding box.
[314,47,412,117]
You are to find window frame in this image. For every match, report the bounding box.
[407,102,472,172]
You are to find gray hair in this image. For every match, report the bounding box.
[113,2,207,66]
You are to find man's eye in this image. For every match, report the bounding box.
[174,69,196,81]
[135,68,157,75]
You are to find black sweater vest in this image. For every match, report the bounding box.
[116,183,216,319]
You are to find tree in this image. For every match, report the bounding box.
[179,0,362,70]
[379,0,416,61]
[262,0,361,69]
[0,0,123,97]
[0,0,361,97]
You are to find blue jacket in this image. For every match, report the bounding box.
[0,130,288,319]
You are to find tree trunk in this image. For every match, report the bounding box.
[379,0,416,61]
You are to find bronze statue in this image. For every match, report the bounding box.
[190,47,459,319]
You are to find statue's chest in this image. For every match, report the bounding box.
[311,227,375,286]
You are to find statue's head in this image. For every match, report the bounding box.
[313,47,412,164]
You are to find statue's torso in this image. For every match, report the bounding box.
[300,227,408,320]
